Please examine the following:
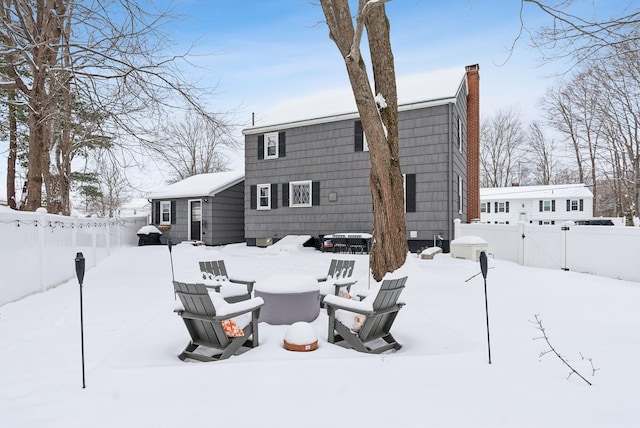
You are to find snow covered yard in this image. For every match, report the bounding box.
[1,243,639,427]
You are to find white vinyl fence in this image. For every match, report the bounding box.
[454,219,640,283]
[0,208,148,306]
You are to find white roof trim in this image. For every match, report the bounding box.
[243,96,458,136]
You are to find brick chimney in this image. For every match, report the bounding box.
[465,64,480,222]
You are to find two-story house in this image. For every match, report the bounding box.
[241,65,481,252]
[480,183,594,225]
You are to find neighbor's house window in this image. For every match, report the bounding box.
[567,199,584,211]
[265,132,279,159]
[494,201,509,213]
[539,199,556,212]
[289,180,312,207]
[257,184,271,210]
[480,202,490,213]
[160,201,171,224]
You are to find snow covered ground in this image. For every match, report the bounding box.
[1,243,639,427]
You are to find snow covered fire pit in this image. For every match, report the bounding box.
[450,235,488,262]
[283,322,318,352]
[254,274,320,325]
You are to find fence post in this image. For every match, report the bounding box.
[560,221,573,271]
[91,214,98,268]
[36,207,47,292]
[518,221,526,266]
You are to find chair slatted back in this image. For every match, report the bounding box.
[199,260,229,280]
[173,281,228,348]
[328,259,355,279]
[360,276,407,341]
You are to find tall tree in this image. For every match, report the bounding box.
[528,121,558,185]
[320,0,407,281]
[1,0,225,214]
[151,109,237,183]
[480,108,526,188]
[521,0,640,66]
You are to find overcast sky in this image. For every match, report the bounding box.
[0,0,627,199]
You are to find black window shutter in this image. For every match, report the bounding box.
[250,185,257,209]
[405,174,416,213]
[539,200,543,212]
[312,181,320,206]
[354,120,363,152]
[282,183,289,207]
[494,202,498,213]
[257,135,264,160]
[278,132,286,158]
[487,202,490,213]
[506,201,510,213]
[154,201,160,224]
[566,200,570,211]
[271,184,278,209]
[552,200,556,212]
[170,201,176,224]
[579,199,583,211]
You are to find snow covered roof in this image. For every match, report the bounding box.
[147,171,244,200]
[481,184,593,201]
[243,66,468,135]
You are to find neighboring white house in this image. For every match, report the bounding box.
[480,184,594,225]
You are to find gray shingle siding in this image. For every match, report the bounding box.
[245,90,469,249]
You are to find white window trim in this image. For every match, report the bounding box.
[264,132,279,159]
[160,201,171,225]
[542,200,552,212]
[257,183,271,210]
[570,199,581,211]
[289,180,312,208]
[497,202,506,213]
[480,202,487,213]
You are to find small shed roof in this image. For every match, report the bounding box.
[481,184,593,201]
[147,171,244,200]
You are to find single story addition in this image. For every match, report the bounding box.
[147,170,245,245]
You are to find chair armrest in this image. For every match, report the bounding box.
[229,277,255,293]
[202,283,221,293]
[323,295,374,315]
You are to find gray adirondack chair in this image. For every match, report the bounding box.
[173,281,263,362]
[317,259,357,298]
[199,260,255,303]
[324,276,407,354]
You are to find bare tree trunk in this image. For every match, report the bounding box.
[320,0,407,280]
[7,91,17,209]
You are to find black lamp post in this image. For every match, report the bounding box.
[480,251,492,364]
[75,252,86,388]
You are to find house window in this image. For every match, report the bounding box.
[458,176,464,214]
[458,117,463,153]
[495,201,509,213]
[539,200,556,212]
[354,120,369,152]
[265,132,279,159]
[257,184,271,210]
[480,202,488,213]
[160,201,171,224]
[567,199,584,211]
[290,180,312,207]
